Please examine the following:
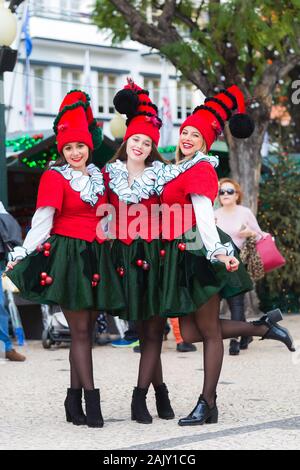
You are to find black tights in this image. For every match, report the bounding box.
[62,309,99,390]
[136,316,166,390]
[179,295,268,407]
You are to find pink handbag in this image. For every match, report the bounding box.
[256,234,286,273]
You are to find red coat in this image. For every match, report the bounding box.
[36,170,107,243]
[160,161,218,240]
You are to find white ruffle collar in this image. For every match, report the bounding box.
[50,163,105,206]
[155,151,219,195]
[106,159,163,204]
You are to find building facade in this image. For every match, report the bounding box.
[5,0,205,145]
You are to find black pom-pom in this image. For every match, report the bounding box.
[113,89,139,117]
[229,113,255,139]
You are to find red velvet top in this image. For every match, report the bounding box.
[160,161,218,240]
[103,170,160,245]
[36,170,107,243]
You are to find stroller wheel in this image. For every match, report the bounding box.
[42,329,53,349]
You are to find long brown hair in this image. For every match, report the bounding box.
[108,140,166,166]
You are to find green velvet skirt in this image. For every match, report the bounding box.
[160,227,253,318]
[110,238,164,321]
[6,235,126,312]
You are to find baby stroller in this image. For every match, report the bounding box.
[41,304,71,349]
[41,306,121,349]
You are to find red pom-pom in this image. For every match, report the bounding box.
[40,272,47,280]
[93,273,100,281]
[43,242,51,251]
[44,250,50,257]
[160,249,166,257]
[136,259,143,267]
[40,280,46,286]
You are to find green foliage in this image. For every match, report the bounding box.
[257,152,300,312]
[92,0,300,88]
[92,0,131,43]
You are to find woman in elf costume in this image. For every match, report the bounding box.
[155,85,295,426]
[6,90,125,428]
[103,79,174,424]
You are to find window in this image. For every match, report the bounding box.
[61,0,81,12]
[61,69,82,99]
[177,80,194,120]
[33,67,45,109]
[98,73,117,115]
[144,78,160,105]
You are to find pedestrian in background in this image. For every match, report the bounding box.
[0,202,26,362]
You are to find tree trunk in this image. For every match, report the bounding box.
[224,124,268,214]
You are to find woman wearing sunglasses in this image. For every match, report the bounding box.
[215,178,265,355]
[156,85,295,426]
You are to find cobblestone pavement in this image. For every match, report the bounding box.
[0,315,300,450]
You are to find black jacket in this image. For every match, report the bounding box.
[0,214,23,261]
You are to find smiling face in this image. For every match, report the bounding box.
[179,126,206,158]
[62,142,90,171]
[126,134,152,164]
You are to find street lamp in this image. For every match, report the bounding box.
[0,0,19,208]
[109,112,126,143]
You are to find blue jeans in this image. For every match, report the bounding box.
[0,268,12,353]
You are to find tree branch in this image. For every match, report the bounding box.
[108,0,211,94]
[158,0,177,29]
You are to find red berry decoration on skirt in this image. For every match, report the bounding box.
[40,272,47,280]
[136,259,143,267]
[45,276,53,285]
[43,250,50,257]
[142,261,150,271]
[178,242,186,251]
[160,249,166,257]
[93,273,100,282]
[43,242,51,251]
[40,280,46,286]
[92,281,98,287]
[119,268,125,277]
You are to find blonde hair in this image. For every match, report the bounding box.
[175,133,207,164]
[219,178,243,205]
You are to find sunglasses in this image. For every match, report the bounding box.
[219,188,236,196]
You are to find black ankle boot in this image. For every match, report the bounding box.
[64,388,86,425]
[252,308,295,352]
[240,336,253,350]
[131,387,152,424]
[84,389,104,428]
[178,394,218,426]
[154,383,175,420]
[229,339,240,355]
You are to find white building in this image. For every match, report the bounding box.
[5,0,205,145]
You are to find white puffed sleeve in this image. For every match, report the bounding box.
[8,207,55,261]
[191,194,235,263]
